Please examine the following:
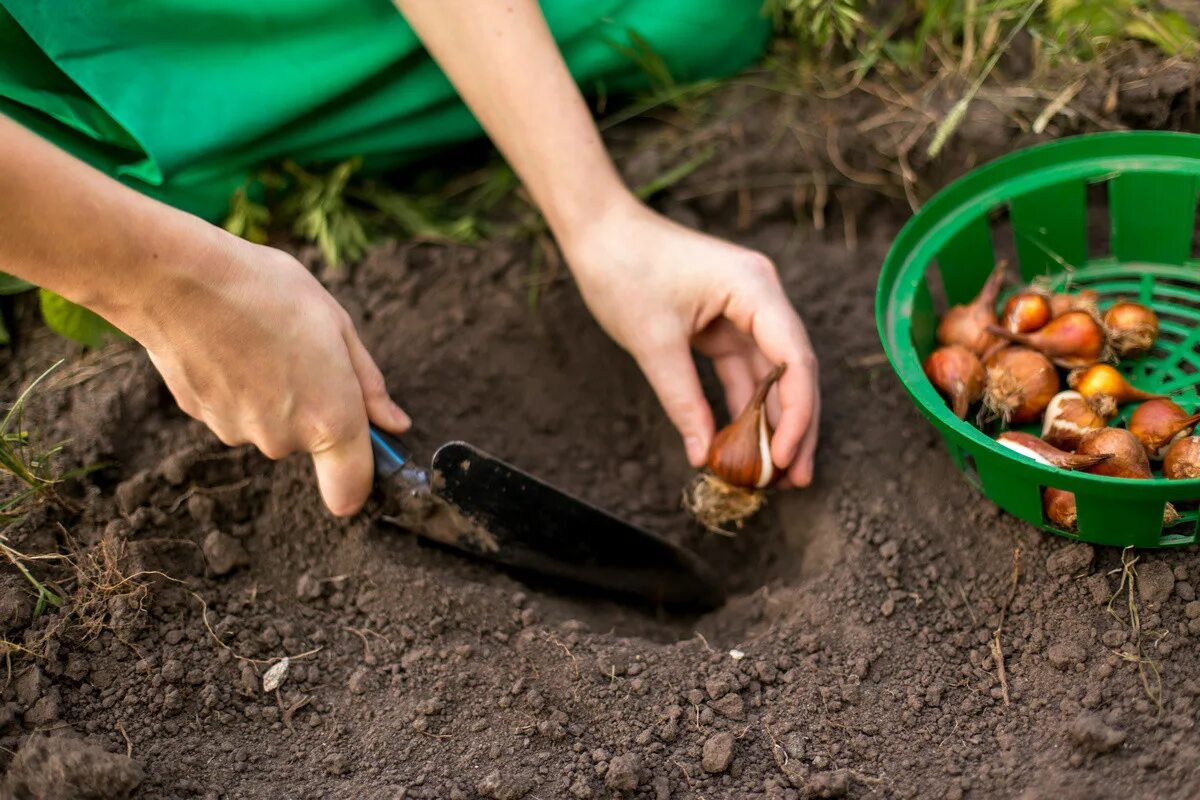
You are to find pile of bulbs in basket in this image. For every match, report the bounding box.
[923,261,1200,531]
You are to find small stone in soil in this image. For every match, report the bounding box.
[295,572,322,600]
[1047,641,1086,671]
[202,530,248,576]
[1046,543,1094,578]
[1070,713,1125,754]
[476,768,534,800]
[702,731,735,773]
[115,470,153,514]
[1137,560,1174,608]
[348,666,372,695]
[604,753,641,792]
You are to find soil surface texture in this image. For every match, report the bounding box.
[2,53,1200,800]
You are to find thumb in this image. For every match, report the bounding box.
[311,419,374,517]
[635,339,714,467]
[344,330,411,434]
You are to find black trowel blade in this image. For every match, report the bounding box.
[430,441,724,608]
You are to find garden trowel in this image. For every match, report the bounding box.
[370,427,723,608]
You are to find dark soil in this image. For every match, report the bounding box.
[2,51,1200,800]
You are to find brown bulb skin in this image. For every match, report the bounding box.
[1049,289,1100,319]
[706,365,784,490]
[924,346,984,419]
[1128,398,1200,460]
[1076,428,1152,479]
[986,311,1106,368]
[936,262,1006,355]
[1041,391,1107,451]
[996,431,1110,470]
[1001,291,1051,334]
[1164,436,1200,480]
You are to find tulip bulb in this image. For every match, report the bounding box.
[707,364,784,489]
[1043,487,1078,530]
[924,345,984,420]
[1001,291,1052,334]
[1048,288,1100,319]
[1076,428,1152,479]
[936,261,1007,355]
[1041,391,1107,451]
[1163,436,1200,480]
[1104,301,1159,359]
[996,431,1111,470]
[981,347,1058,424]
[1067,364,1162,419]
[986,311,1107,368]
[685,365,785,533]
[1128,398,1200,460]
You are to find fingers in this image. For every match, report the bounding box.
[754,307,818,481]
[634,334,714,467]
[344,330,412,434]
[310,408,374,517]
[789,384,820,486]
[727,267,819,484]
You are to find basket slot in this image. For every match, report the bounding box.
[973,450,1042,526]
[1074,493,1170,548]
[911,272,938,359]
[1009,179,1087,281]
[1086,180,1111,260]
[935,214,995,305]
[1109,173,1199,264]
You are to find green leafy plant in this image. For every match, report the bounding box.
[39,290,123,349]
[765,0,865,50]
[223,185,271,245]
[280,158,371,273]
[0,362,101,617]
[1045,0,1195,57]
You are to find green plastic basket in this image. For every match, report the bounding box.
[877,132,1200,549]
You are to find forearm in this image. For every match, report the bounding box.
[0,115,222,333]
[393,0,631,245]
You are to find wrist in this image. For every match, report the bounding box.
[87,216,241,345]
[551,184,645,268]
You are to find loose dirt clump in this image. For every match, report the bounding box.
[0,44,1199,800]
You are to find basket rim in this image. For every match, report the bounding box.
[876,130,1200,498]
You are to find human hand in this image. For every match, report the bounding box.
[563,199,819,486]
[115,231,411,515]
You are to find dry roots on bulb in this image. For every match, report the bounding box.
[684,364,785,533]
[981,347,1058,424]
[1128,398,1200,460]
[1067,364,1162,418]
[986,310,1107,368]
[936,261,1007,355]
[1104,300,1159,359]
[1041,391,1107,451]
[924,345,984,419]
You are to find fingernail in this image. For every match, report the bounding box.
[685,436,706,467]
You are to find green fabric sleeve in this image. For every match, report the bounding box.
[0,0,769,221]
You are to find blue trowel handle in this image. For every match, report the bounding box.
[369,427,431,490]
